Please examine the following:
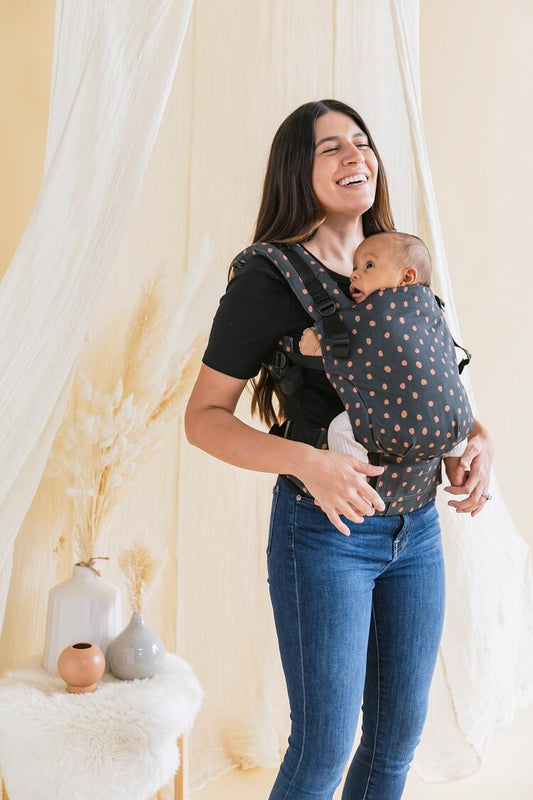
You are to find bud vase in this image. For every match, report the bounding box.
[57,642,106,693]
[42,565,121,674]
[108,612,165,680]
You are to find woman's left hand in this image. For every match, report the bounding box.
[444,418,495,516]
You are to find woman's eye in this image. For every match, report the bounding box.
[322,147,339,154]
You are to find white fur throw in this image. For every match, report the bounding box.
[0,655,203,800]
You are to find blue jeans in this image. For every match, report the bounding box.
[267,478,445,800]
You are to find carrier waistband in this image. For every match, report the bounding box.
[270,419,438,517]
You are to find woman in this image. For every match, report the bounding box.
[185,100,494,800]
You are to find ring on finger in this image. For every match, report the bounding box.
[481,491,492,501]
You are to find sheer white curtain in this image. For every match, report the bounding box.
[0,0,192,624]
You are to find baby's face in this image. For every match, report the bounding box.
[350,238,404,303]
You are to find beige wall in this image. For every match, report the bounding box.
[0,2,530,563]
[0,1,55,277]
[420,1,532,541]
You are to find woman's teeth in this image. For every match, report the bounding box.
[338,175,368,186]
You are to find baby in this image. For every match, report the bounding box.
[299,231,468,477]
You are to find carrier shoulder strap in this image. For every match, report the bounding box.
[233,242,350,358]
[280,245,350,358]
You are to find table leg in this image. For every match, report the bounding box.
[174,735,189,800]
[2,779,8,800]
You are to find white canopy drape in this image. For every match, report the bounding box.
[0,0,192,621]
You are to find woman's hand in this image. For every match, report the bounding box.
[444,418,495,516]
[297,448,385,535]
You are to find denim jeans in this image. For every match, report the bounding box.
[267,478,445,800]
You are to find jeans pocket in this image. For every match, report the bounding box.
[267,483,281,556]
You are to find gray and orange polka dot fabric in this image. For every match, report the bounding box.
[234,243,474,515]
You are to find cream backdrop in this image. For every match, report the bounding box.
[0,0,532,795]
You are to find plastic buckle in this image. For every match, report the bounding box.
[270,350,287,380]
[329,332,350,358]
[315,294,337,317]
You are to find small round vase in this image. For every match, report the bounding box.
[57,642,105,693]
[108,612,165,680]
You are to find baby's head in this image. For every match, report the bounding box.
[350,232,432,304]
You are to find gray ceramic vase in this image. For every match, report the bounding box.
[108,612,165,680]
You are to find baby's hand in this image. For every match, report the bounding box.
[444,456,467,489]
[299,327,322,357]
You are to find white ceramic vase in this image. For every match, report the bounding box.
[108,612,165,680]
[42,565,121,674]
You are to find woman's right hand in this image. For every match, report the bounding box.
[297,448,385,536]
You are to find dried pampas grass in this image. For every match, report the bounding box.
[119,540,166,614]
[47,238,220,563]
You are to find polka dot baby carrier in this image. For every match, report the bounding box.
[234,242,474,515]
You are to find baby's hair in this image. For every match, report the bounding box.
[367,231,432,286]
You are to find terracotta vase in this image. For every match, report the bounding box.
[108,612,165,680]
[42,564,121,674]
[57,642,105,693]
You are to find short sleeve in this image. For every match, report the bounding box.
[202,256,292,379]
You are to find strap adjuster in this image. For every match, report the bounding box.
[306,277,337,317]
[314,293,337,317]
[325,331,350,358]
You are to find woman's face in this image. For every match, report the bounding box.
[311,110,378,220]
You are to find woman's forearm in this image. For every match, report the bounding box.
[184,364,385,531]
[185,401,313,477]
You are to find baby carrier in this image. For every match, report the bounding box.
[233,242,474,515]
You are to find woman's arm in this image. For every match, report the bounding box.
[184,364,385,535]
[444,417,495,516]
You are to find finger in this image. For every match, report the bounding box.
[326,509,357,535]
[444,485,469,496]
[347,482,385,512]
[344,498,376,519]
[351,460,385,477]
[448,497,483,514]
[314,499,363,533]
[459,439,481,471]
[460,468,489,505]
[471,498,490,517]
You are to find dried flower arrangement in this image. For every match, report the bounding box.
[119,540,166,614]
[47,241,216,568]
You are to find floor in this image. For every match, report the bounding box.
[194,704,533,798]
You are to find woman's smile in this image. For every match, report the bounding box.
[337,172,370,187]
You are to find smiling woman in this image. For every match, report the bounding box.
[1,2,532,797]
[185,98,494,800]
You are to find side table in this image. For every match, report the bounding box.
[0,654,202,800]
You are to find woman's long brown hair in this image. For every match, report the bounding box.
[247,99,396,426]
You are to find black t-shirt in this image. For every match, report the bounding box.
[203,253,352,427]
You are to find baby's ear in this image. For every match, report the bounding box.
[399,267,418,286]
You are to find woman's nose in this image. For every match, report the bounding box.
[343,144,365,164]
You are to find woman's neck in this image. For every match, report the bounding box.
[304,217,365,276]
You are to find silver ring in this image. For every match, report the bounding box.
[481,492,492,501]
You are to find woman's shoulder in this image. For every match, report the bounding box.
[231,242,288,281]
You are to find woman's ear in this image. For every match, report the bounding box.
[399,267,418,286]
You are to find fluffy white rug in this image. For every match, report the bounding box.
[0,654,203,800]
